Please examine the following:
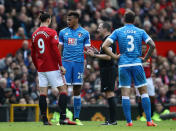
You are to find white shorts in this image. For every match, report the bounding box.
[136,77,155,96]
[38,70,66,88]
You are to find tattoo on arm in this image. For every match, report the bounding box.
[144,40,155,62]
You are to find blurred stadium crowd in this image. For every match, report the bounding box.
[0,0,176,107]
[0,0,176,39]
[0,40,176,106]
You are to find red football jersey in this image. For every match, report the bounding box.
[143,58,152,78]
[31,26,62,72]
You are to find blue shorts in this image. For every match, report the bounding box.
[118,65,147,88]
[62,61,84,85]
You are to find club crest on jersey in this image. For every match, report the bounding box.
[65,32,68,35]
[78,33,82,38]
[54,35,58,40]
[68,38,77,45]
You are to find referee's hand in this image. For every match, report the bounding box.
[87,49,95,57]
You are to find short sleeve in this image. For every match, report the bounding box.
[51,31,62,66]
[59,30,64,45]
[142,30,151,43]
[107,29,118,43]
[52,31,59,44]
[84,32,91,47]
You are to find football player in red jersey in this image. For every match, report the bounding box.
[136,44,156,121]
[31,11,76,125]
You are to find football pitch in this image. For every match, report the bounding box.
[0,120,175,131]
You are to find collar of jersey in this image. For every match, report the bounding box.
[69,25,80,31]
[125,24,134,27]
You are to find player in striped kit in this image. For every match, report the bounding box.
[59,11,91,125]
[102,10,157,127]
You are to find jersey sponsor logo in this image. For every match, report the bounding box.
[68,38,77,45]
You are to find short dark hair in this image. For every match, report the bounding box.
[67,11,79,19]
[39,11,51,22]
[124,10,135,23]
[102,22,111,32]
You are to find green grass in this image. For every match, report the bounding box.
[0,120,175,131]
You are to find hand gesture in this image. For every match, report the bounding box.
[84,48,95,57]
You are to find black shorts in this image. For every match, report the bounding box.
[100,66,117,92]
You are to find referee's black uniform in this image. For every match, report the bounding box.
[99,35,117,92]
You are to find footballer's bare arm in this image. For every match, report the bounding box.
[143,40,155,62]
[58,44,63,55]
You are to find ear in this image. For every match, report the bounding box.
[47,18,51,24]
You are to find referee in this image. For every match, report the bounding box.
[86,22,117,125]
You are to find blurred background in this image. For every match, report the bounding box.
[0,0,176,122]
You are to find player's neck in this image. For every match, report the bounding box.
[125,22,134,25]
[40,23,49,27]
[71,24,79,30]
[103,32,111,39]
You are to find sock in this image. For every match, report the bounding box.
[141,94,151,122]
[39,95,47,121]
[107,97,117,122]
[58,92,67,120]
[137,96,143,117]
[122,96,131,123]
[74,96,81,119]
